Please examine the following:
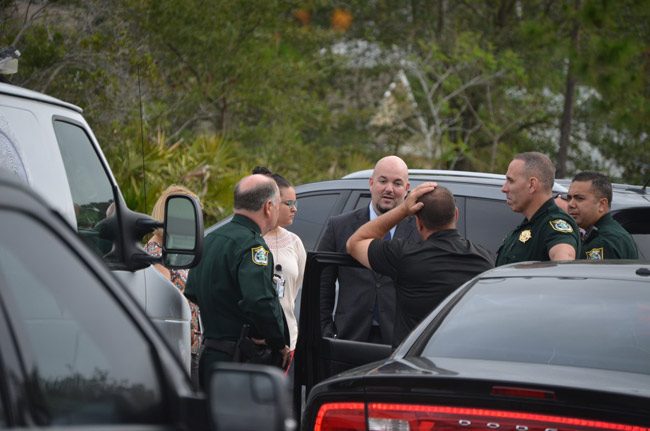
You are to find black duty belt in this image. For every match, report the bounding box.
[203,338,237,357]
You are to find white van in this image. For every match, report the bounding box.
[0,82,197,370]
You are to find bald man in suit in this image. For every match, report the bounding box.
[318,156,418,344]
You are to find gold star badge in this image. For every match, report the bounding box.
[519,229,532,243]
[586,247,604,260]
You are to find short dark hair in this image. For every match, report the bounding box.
[572,171,612,206]
[417,186,456,230]
[252,166,292,189]
[234,177,277,211]
[514,152,555,191]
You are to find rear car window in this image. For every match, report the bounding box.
[289,192,342,251]
[465,197,522,252]
[632,234,650,259]
[422,277,650,375]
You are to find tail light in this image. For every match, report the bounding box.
[314,403,650,431]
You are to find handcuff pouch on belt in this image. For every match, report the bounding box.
[203,325,282,368]
[234,324,283,368]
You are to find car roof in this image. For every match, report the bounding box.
[340,168,569,191]
[0,82,82,113]
[478,260,650,282]
[344,168,507,182]
[610,183,650,208]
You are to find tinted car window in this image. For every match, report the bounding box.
[632,234,649,259]
[53,120,115,258]
[613,207,650,260]
[0,210,164,425]
[465,197,521,252]
[349,192,369,213]
[289,192,342,251]
[422,277,650,375]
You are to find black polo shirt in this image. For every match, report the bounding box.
[368,229,494,347]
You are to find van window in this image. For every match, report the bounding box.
[52,120,115,258]
[0,210,165,425]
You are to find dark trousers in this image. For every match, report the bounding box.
[368,325,383,344]
[190,352,201,390]
[198,347,232,391]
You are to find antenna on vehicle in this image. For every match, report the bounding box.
[137,65,148,212]
[642,177,648,194]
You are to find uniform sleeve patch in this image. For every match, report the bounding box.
[586,247,604,260]
[251,246,269,266]
[549,219,574,233]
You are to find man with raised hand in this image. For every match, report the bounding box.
[347,183,493,347]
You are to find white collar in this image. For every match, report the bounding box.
[368,203,396,238]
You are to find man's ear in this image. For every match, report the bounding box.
[415,215,423,233]
[263,199,274,217]
[598,197,609,213]
[528,176,539,193]
[454,206,459,222]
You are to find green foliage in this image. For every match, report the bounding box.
[106,131,239,226]
[2,0,648,214]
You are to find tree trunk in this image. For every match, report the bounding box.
[436,0,446,39]
[557,0,581,178]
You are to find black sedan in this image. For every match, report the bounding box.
[296,258,650,430]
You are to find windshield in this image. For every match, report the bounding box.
[422,277,650,375]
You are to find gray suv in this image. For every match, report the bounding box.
[284,169,565,254]
[210,169,648,257]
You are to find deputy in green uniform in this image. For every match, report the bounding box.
[497,152,580,266]
[568,171,638,260]
[185,174,289,389]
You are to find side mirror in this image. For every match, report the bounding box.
[209,363,296,431]
[163,195,203,269]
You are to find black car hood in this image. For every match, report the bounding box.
[330,356,650,398]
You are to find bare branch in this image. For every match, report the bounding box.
[443,70,505,104]
[40,62,68,93]
[12,0,51,46]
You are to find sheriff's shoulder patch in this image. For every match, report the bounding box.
[586,247,604,260]
[549,219,573,233]
[251,246,269,266]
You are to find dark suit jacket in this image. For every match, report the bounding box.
[317,206,418,344]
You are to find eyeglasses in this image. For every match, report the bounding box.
[282,200,298,209]
[554,192,568,201]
